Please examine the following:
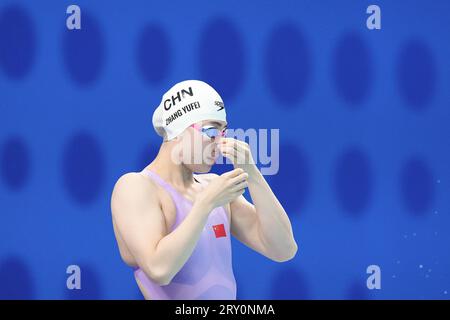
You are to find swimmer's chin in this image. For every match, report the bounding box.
[192,162,215,173]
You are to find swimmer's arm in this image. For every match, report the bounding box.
[111,173,211,286]
[229,167,298,262]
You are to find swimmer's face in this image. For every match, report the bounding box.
[179,120,227,173]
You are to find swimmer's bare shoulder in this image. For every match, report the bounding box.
[110,172,169,285]
[111,172,162,220]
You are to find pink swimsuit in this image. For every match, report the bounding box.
[134,169,237,299]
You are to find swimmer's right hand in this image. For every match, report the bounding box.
[196,168,248,211]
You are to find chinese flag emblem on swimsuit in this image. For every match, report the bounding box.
[212,224,226,238]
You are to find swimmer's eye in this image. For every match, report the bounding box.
[191,124,227,139]
[201,126,227,139]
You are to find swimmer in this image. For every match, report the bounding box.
[110,80,297,300]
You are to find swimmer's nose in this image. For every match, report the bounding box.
[214,135,223,144]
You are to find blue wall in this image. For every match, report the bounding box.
[0,0,449,299]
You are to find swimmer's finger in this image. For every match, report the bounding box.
[231,180,248,192]
[218,144,240,155]
[229,172,248,185]
[232,188,246,198]
[220,144,253,165]
[223,151,251,166]
[221,168,244,178]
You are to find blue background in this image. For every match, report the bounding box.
[0,0,449,299]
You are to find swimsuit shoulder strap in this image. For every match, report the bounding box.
[140,169,178,195]
[139,169,192,204]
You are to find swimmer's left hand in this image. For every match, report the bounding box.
[218,138,258,180]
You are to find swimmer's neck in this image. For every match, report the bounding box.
[144,141,195,189]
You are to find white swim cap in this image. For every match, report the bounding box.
[152,80,227,141]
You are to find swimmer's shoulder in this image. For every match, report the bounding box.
[113,171,159,190]
[111,172,161,211]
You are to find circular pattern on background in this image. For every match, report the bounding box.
[270,267,310,299]
[137,142,160,172]
[332,31,372,106]
[1,136,30,191]
[0,5,444,299]
[0,4,36,79]
[397,39,436,110]
[266,143,310,215]
[264,22,311,106]
[334,146,372,216]
[346,280,371,300]
[0,256,35,299]
[400,156,434,216]
[62,131,104,205]
[62,10,104,86]
[198,17,245,102]
[136,23,171,85]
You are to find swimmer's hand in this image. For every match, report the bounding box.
[218,138,257,179]
[196,168,248,211]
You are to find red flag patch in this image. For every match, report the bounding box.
[212,223,226,238]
